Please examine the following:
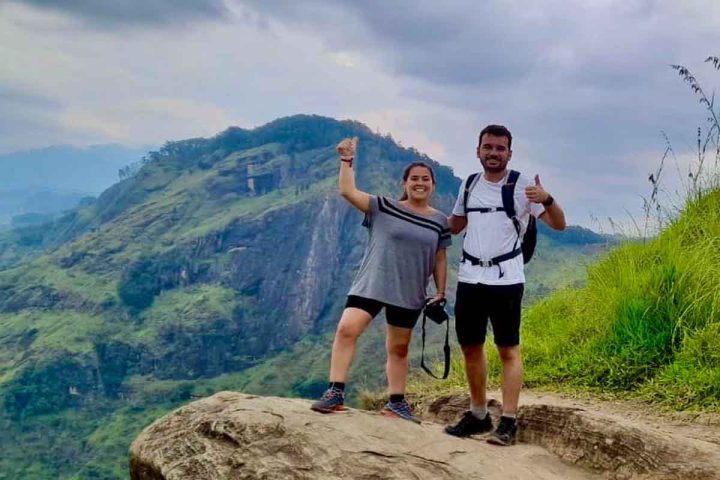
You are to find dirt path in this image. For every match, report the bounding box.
[517,390,720,445]
[422,389,720,479]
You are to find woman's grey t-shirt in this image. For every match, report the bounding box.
[348,196,452,310]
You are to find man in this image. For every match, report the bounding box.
[444,125,566,446]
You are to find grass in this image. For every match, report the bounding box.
[175,176,336,241]
[132,284,241,341]
[0,310,107,370]
[411,187,720,412]
[44,142,337,269]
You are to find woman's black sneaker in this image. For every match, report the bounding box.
[310,387,346,413]
[487,416,517,446]
[444,411,493,437]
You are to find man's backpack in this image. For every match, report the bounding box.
[462,170,537,271]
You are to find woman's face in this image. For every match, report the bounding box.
[403,166,435,202]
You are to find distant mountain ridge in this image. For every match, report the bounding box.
[0,144,152,192]
[0,144,153,227]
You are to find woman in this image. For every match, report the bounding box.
[310,137,451,423]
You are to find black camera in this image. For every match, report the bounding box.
[424,298,448,325]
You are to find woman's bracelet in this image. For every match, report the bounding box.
[340,157,353,167]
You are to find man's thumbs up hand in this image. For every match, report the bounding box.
[525,174,551,205]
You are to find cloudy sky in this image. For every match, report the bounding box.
[2,0,719,228]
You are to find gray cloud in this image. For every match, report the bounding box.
[237,0,717,173]
[4,0,719,225]
[0,88,65,153]
[237,0,541,85]
[9,0,230,26]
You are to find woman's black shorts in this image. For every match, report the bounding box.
[454,282,524,346]
[345,295,422,329]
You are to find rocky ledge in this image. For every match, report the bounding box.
[129,391,720,480]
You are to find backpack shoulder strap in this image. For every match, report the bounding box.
[501,170,521,219]
[462,173,480,213]
[502,170,523,249]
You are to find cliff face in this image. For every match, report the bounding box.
[0,115,459,419]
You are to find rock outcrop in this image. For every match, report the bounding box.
[130,392,720,480]
[130,392,602,480]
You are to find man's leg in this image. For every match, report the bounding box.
[445,282,493,436]
[488,346,522,445]
[486,283,524,445]
[497,345,522,415]
[462,344,488,408]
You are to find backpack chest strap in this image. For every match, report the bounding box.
[465,206,506,213]
[461,248,522,278]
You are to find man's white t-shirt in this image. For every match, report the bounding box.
[452,171,545,286]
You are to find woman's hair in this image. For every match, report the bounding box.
[399,161,436,201]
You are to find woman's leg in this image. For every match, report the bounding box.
[329,307,373,382]
[385,324,413,394]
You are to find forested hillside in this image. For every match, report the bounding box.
[0,115,606,478]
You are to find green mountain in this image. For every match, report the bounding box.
[0,115,606,478]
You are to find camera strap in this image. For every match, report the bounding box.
[420,307,450,379]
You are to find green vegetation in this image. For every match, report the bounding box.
[524,189,719,408]
[409,188,720,412]
[0,114,606,478]
[411,57,720,412]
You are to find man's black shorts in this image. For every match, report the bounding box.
[454,282,524,347]
[345,295,421,329]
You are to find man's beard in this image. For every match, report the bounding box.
[481,157,507,173]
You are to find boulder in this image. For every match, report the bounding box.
[129,391,600,480]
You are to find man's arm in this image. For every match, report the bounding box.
[448,214,467,234]
[525,174,566,231]
[538,203,566,231]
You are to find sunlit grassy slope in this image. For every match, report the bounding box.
[413,188,720,412]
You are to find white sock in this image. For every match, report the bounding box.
[470,404,487,419]
[501,412,517,420]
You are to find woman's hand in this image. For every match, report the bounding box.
[337,137,358,161]
[337,136,370,213]
[427,292,446,306]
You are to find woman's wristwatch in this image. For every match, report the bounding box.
[340,156,353,167]
[542,194,555,207]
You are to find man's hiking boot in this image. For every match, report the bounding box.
[310,388,346,413]
[444,411,494,437]
[381,399,421,424]
[487,416,517,446]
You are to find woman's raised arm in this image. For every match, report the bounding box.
[337,137,370,213]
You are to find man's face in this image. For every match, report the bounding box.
[477,134,512,173]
